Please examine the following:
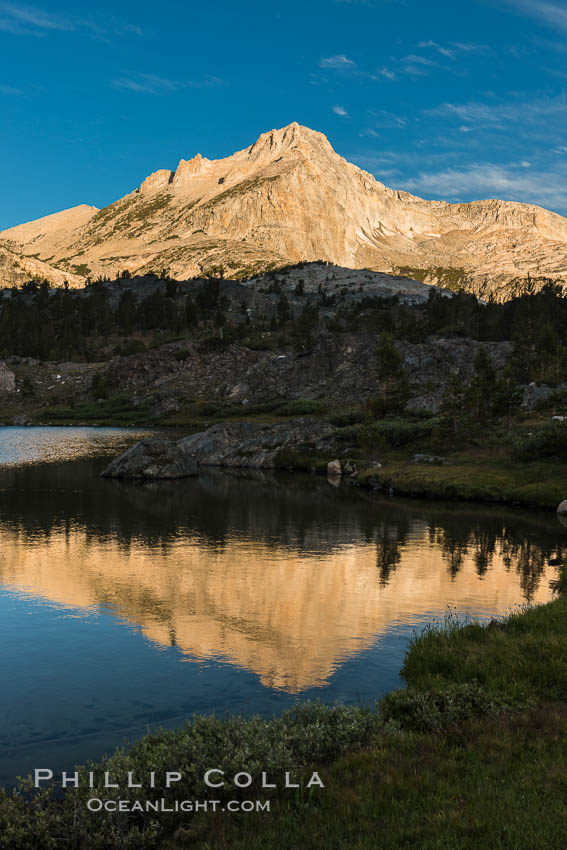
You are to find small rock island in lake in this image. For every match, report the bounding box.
[101,418,336,479]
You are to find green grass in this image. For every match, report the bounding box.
[32,395,154,426]
[190,705,567,850]
[357,452,566,509]
[393,265,471,292]
[402,593,567,703]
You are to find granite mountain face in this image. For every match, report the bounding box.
[1,122,566,298]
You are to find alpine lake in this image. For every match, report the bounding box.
[0,426,564,785]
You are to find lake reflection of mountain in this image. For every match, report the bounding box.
[1,464,563,693]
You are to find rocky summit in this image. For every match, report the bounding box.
[1,122,567,298]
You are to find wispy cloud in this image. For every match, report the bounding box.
[417,40,487,59]
[399,160,567,212]
[319,52,380,80]
[317,38,484,87]
[377,66,396,80]
[333,104,348,116]
[320,54,356,69]
[0,2,141,37]
[498,0,567,31]
[418,40,454,58]
[376,41,487,82]
[0,2,75,33]
[0,82,24,94]
[403,54,435,66]
[112,73,223,95]
[368,108,408,128]
[428,94,567,129]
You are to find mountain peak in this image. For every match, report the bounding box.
[247,122,333,161]
[2,122,567,299]
[173,153,212,184]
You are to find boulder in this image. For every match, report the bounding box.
[101,437,198,480]
[410,453,449,465]
[557,500,567,516]
[102,418,336,479]
[0,362,16,393]
[522,384,558,410]
[327,459,341,476]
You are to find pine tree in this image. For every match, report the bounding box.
[185,296,199,328]
[369,333,410,415]
[438,371,469,442]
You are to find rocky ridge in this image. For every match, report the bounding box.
[103,332,513,416]
[0,242,85,289]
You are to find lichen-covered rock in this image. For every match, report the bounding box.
[101,418,336,479]
[101,437,198,479]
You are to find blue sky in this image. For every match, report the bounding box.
[1,0,566,229]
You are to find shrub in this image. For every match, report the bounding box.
[114,339,147,357]
[379,682,520,733]
[328,409,365,427]
[91,372,109,400]
[0,703,380,850]
[513,422,567,461]
[173,349,190,361]
[357,423,388,456]
[550,562,567,596]
[355,419,438,454]
[276,399,325,416]
[333,424,362,444]
[374,419,437,448]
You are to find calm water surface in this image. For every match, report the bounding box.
[0,427,565,785]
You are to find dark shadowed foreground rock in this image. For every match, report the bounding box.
[101,418,336,479]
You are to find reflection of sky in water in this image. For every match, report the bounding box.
[0,425,152,467]
[0,427,564,784]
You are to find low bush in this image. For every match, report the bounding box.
[275,399,325,416]
[513,422,567,460]
[375,418,438,448]
[328,409,365,427]
[356,419,438,455]
[113,339,147,357]
[173,349,190,361]
[533,389,567,411]
[91,372,109,400]
[379,682,521,733]
[0,703,380,850]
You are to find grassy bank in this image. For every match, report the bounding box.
[356,452,566,510]
[2,570,566,849]
[195,705,567,850]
